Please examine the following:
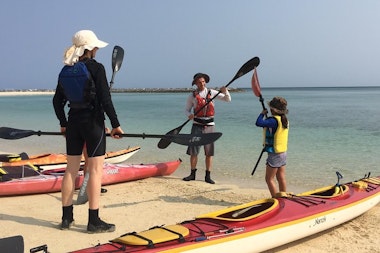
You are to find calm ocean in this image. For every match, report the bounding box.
[1,87,380,192]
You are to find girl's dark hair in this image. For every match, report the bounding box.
[281,115,288,129]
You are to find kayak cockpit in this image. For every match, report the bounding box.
[0,164,40,182]
[111,200,279,249]
[297,185,349,198]
[196,198,279,221]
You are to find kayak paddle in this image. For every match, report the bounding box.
[0,127,222,147]
[157,56,260,149]
[250,62,267,176]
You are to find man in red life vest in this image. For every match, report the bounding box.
[183,73,231,184]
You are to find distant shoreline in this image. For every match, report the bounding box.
[1,86,379,96]
[0,90,55,96]
[0,87,246,96]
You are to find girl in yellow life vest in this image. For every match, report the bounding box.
[255,97,289,197]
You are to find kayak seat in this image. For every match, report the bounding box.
[112,225,189,247]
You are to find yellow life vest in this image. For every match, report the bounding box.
[262,115,289,153]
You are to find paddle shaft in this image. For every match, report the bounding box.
[21,131,213,141]
[155,87,225,149]
[179,59,258,130]
[251,66,267,176]
[1,130,197,139]
[176,89,228,132]
[157,57,261,149]
[107,133,223,147]
[191,58,260,123]
[251,147,265,175]
[109,72,116,89]
[0,127,222,147]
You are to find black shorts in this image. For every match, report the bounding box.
[66,117,106,157]
[186,124,215,156]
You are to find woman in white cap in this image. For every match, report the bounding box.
[183,73,231,184]
[53,30,124,233]
[255,96,289,197]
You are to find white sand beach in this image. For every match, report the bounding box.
[1,175,379,253]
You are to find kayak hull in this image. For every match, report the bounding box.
[0,147,141,170]
[0,159,181,197]
[71,175,380,253]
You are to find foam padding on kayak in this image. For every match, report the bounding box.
[113,225,189,246]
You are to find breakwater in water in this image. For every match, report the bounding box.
[110,87,245,93]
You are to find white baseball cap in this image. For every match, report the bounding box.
[63,30,108,65]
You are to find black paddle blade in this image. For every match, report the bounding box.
[112,45,124,72]
[0,127,36,140]
[157,122,187,149]
[157,131,177,149]
[163,132,222,148]
[228,57,260,85]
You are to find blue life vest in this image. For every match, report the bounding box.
[58,61,96,109]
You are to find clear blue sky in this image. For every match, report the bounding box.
[1,0,379,89]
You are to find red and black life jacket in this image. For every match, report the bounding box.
[193,89,215,117]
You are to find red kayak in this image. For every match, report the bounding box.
[71,172,380,253]
[0,159,181,197]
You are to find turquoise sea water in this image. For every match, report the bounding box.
[1,87,379,192]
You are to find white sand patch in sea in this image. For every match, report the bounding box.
[0,91,55,96]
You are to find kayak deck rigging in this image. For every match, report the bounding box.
[68,173,380,253]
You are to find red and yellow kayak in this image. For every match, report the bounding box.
[71,173,380,253]
[0,146,140,170]
[0,159,181,197]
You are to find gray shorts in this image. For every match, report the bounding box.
[186,124,215,156]
[266,152,287,168]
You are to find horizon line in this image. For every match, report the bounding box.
[1,85,380,92]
